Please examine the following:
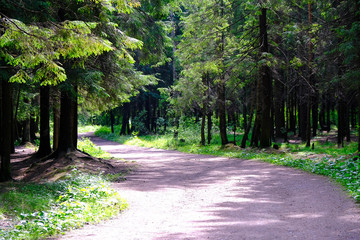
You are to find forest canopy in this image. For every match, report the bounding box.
[1,0,360,181]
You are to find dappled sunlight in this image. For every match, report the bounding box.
[286,213,323,219]
[60,134,360,240]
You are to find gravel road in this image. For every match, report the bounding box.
[58,133,360,240]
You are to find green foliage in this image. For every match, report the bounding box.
[0,170,127,240]
[77,125,102,133]
[0,18,113,85]
[78,137,113,159]
[265,155,360,201]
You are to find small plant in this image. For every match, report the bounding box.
[78,137,112,159]
[0,170,127,240]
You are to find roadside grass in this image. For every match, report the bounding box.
[78,137,113,159]
[95,125,360,202]
[0,139,127,240]
[78,125,102,134]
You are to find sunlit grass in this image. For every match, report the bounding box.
[78,125,102,133]
[0,170,127,240]
[78,137,113,159]
[284,141,357,157]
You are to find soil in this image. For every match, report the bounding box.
[9,135,133,182]
[50,133,360,240]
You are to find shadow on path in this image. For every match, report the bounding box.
[59,133,360,240]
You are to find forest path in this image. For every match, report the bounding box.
[58,133,360,240]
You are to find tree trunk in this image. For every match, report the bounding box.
[200,107,206,146]
[53,102,60,151]
[36,86,52,157]
[312,92,318,137]
[298,88,308,141]
[120,103,130,135]
[306,1,313,148]
[358,84,360,152]
[110,109,115,133]
[259,8,272,148]
[241,108,254,148]
[56,86,77,154]
[218,81,228,145]
[72,82,78,149]
[22,118,31,144]
[1,80,12,181]
[289,92,297,133]
[326,103,331,132]
[337,96,346,147]
[274,77,285,139]
[217,0,228,146]
[30,114,38,142]
[207,111,212,144]
[319,101,326,131]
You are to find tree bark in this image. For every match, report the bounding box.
[21,118,31,144]
[358,84,360,152]
[36,86,52,157]
[312,91,319,137]
[110,109,115,133]
[259,8,272,148]
[201,107,206,146]
[53,101,60,151]
[337,95,346,147]
[274,77,285,139]
[1,80,12,181]
[218,80,228,145]
[207,111,212,144]
[241,108,254,148]
[306,1,313,148]
[56,85,77,155]
[120,103,130,135]
[30,115,38,142]
[217,0,228,146]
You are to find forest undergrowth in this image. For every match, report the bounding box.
[0,138,128,240]
[95,124,360,202]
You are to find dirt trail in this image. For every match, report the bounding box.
[58,133,360,240]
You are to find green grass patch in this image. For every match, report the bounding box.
[94,125,360,202]
[0,170,127,240]
[284,140,357,157]
[78,137,113,159]
[78,125,102,134]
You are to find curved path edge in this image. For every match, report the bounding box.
[58,133,360,240]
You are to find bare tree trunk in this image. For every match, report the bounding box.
[306,1,313,147]
[259,7,272,148]
[36,86,52,157]
[53,101,60,151]
[57,87,76,154]
[1,80,12,181]
[218,80,228,145]
[22,118,31,144]
[110,109,115,133]
[207,112,212,144]
[120,103,130,135]
[201,107,206,146]
[72,82,78,149]
[217,0,228,146]
[358,84,360,152]
[241,108,254,148]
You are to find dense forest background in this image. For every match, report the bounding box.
[1,0,359,181]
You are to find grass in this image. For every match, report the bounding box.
[78,125,102,134]
[78,137,113,159]
[0,170,127,240]
[94,124,360,202]
[0,137,127,240]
